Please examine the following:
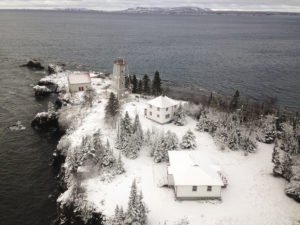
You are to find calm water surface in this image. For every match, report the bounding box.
[0,10,300,225]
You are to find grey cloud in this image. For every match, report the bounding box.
[0,0,299,12]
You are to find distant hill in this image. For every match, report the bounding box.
[117,7,300,16]
[120,7,212,15]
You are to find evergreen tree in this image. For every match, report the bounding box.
[116,153,125,174]
[102,140,116,167]
[229,90,240,111]
[137,79,143,94]
[142,74,151,95]
[116,112,132,150]
[105,92,120,119]
[123,132,140,159]
[125,180,147,225]
[93,129,104,165]
[173,104,186,126]
[125,76,130,89]
[196,111,217,134]
[133,114,143,145]
[207,92,213,108]
[132,75,138,93]
[165,131,179,151]
[152,71,162,96]
[83,87,96,107]
[180,129,196,149]
[125,180,137,224]
[153,131,178,163]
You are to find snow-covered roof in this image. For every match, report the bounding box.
[68,73,91,84]
[147,95,178,108]
[168,151,223,186]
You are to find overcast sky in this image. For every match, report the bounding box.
[0,0,299,12]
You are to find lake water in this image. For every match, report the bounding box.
[0,10,299,225]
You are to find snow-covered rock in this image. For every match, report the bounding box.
[31,111,58,129]
[8,121,26,131]
[33,85,52,96]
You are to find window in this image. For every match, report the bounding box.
[157,107,160,111]
[174,105,177,108]
[157,114,160,118]
[79,87,84,91]
[150,105,152,109]
[207,186,212,192]
[165,114,170,119]
[192,186,197,192]
[150,112,152,116]
[166,107,169,111]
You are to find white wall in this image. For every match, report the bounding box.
[112,63,126,90]
[168,174,174,186]
[145,104,178,124]
[175,185,222,199]
[69,83,91,93]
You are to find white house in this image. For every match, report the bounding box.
[144,95,179,124]
[167,151,223,200]
[68,73,91,93]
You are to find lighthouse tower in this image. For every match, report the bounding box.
[112,58,128,99]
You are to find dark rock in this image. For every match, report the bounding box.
[272,144,291,179]
[48,64,65,75]
[38,80,56,86]
[55,97,63,109]
[285,180,300,202]
[20,59,44,70]
[31,111,58,130]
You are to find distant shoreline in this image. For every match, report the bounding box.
[0,8,299,16]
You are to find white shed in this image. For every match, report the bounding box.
[68,73,91,93]
[167,151,223,200]
[144,95,179,124]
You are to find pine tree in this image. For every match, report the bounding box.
[93,129,104,165]
[83,87,96,107]
[123,132,140,159]
[125,76,130,89]
[180,129,196,149]
[125,180,137,224]
[165,131,179,151]
[207,92,213,108]
[173,104,186,126]
[116,153,125,174]
[152,132,165,163]
[102,140,116,167]
[116,112,132,150]
[153,131,178,163]
[137,79,143,94]
[105,92,120,119]
[142,74,151,95]
[152,71,162,96]
[132,75,138,93]
[133,114,143,145]
[125,180,147,225]
[229,90,240,111]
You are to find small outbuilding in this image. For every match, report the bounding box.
[144,95,179,124]
[68,73,91,93]
[167,151,223,200]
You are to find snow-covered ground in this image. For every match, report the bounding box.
[48,72,300,225]
[82,97,300,225]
